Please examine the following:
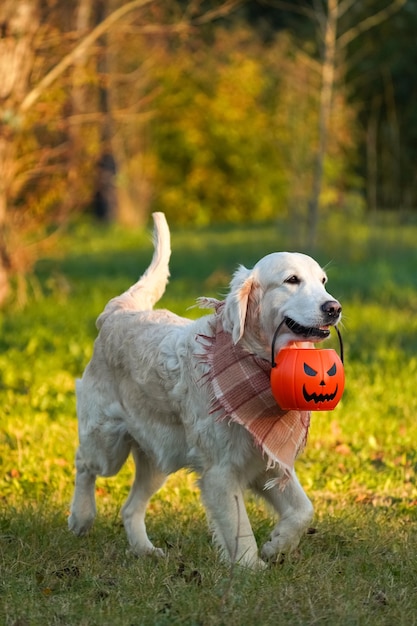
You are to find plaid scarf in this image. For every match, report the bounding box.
[197,299,310,488]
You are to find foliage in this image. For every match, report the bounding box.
[343,0,417,210]
[1,0,413,303]
[1,214,417,624]
[150,28,285,225]
[245,0,416,212]
[150,27,358,227]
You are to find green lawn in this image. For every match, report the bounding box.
[1,215,417,625]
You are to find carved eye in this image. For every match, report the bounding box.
[327,363,337,376]
[285,275,300,285]
[304,363,317,376]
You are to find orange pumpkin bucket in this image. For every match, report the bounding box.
[270,324,345,411]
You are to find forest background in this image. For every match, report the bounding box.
[0,0,416,306]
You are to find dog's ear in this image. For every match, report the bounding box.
[223,265,258,344]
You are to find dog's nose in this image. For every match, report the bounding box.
[321,300,342,319]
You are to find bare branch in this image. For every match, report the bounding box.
[18,0,241,115]
[193,0,243,24]
[337,0,407,49]
[337,0,357,19]
[19,0,156,113]
[312,0,328,35]
[258,0,316,20]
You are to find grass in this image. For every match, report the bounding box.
[2,214,417,625]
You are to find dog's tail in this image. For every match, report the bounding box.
[97,212,171,329]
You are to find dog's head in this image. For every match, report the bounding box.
[222,252,341,359]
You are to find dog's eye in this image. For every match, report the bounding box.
[285,275,300,285]
[322,277,327,284]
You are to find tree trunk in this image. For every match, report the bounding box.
[366,98,379,213]
[307,0,338,251]
[62,0,95,220]
[92,0,118,223]
[0,0,40,303]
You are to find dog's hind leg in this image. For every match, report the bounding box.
[68,446,98,536]
[68,427,132,536]
[199,466,266,569]
[122,443,167,557]
[69,389,133,536]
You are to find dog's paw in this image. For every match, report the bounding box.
[149,547,166,559]
[68,513,94,536]
[247,556,268,571]
[260,529,301,562]
[261,507,313,562]
[260,538,283,562]
[127,544,166,559]
[232,553,267,570]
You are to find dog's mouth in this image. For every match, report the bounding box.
[284,317,331,340]
[270,317,344,368]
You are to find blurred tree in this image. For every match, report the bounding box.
[65,0,95,220]
[0,0,240,305]
[1,0,413,306]
[0,0,157,304]
[151,28,289,225]
[149,23,356,233]
[0,0,42,303]
[281,0,406,248]
[344,0,417,212]
[246,0,409,236]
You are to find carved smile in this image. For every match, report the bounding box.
[302,384,339,404]
[285,317,330,339]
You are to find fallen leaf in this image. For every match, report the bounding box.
[335,443,351,455]
[42,588,53,596]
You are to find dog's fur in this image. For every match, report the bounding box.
[69,212,342,569]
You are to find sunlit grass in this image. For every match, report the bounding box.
[1,214,417,625]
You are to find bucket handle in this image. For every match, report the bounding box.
[271,321,344,368]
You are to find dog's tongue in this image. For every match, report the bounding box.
[288,341,315,349]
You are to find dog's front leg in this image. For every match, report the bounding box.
[256,471,314,561]
[199,466,266,569]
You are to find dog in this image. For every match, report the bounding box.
[68,212,342,569]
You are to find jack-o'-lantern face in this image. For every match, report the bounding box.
[302,357,340,405]
[270,348,345,410]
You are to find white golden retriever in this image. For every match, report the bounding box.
[69,213,342,569]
